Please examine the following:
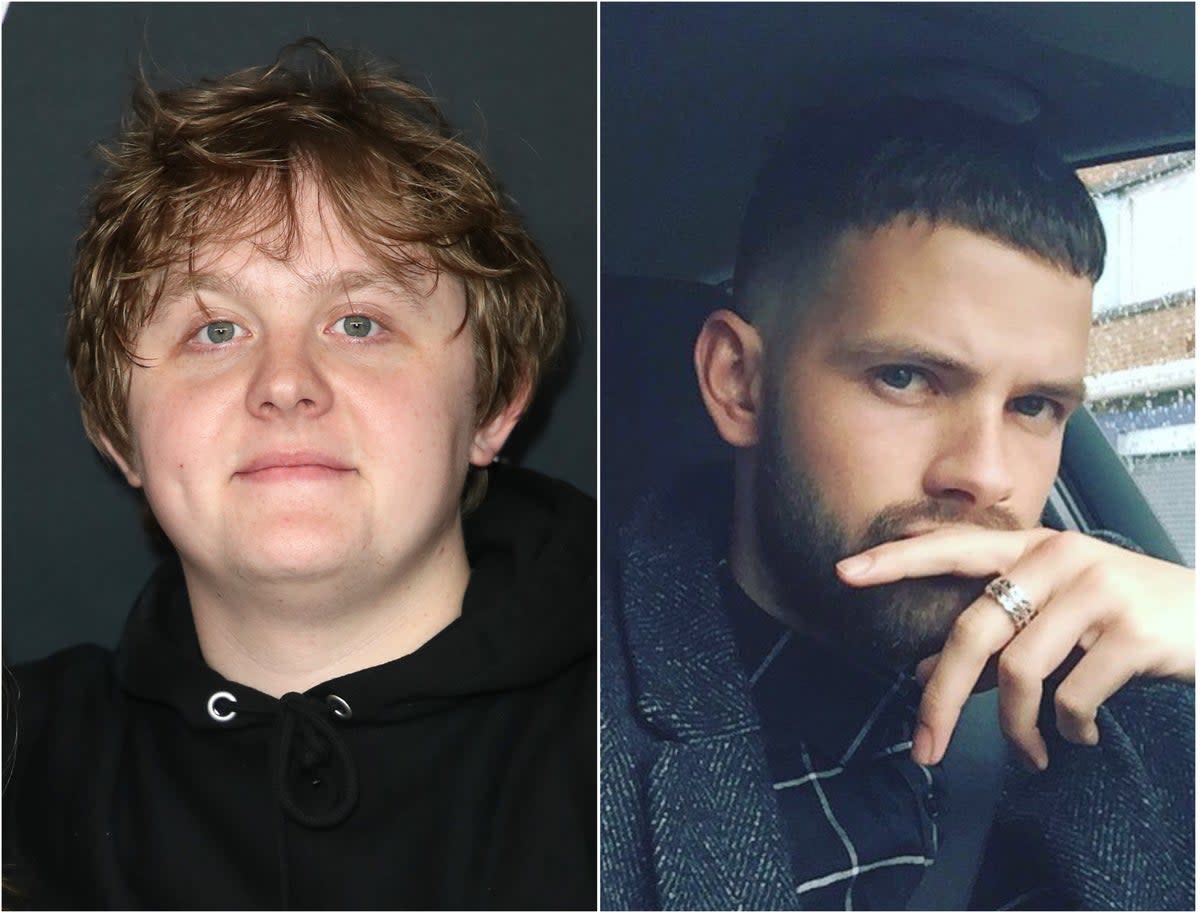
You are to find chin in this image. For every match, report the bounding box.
[841,575,990,667]
[234,548,359,585]
[224,517,370,583]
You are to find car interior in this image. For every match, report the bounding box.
[600,2,1194,566]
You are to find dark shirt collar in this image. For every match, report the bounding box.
[718,561,923,766]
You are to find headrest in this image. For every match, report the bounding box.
[600,275,733,526]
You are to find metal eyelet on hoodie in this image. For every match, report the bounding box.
[207,690,238,723]
[326,694,352,719]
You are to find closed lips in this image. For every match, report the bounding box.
[236,453,353,475]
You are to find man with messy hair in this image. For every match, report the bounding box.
[4,40,594,909]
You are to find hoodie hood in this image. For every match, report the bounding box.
[114,464,595,728]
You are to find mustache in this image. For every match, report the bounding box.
[857,499,1022,552]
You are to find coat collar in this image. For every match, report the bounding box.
[612,465,801,908]
[615,465,761,742]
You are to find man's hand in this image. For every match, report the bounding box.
[835,527,1194,771]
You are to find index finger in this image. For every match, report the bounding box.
[837,526,1055,586]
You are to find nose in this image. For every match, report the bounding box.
[921,405,1015,511]
[246,332,334,420]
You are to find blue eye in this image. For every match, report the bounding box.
[1012,395,1058,419]
[337,315,375,338]
[200,321,241,344]
[878,366,917,389]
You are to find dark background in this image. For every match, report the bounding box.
[602,2,1193,282]
[2,2,596,663]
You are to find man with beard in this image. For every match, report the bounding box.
[600,98,1194,910]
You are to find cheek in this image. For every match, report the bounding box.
[782,369,921,492]
[777,367,942,539]
[792,417,922,535]
[357,355,478,455]
[1013,437,1063,524]
[125,376,230,484]
[436,344,483,438]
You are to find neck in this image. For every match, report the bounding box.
[729,454,822,638]
[729,455,787,621]
[182,528,471,698]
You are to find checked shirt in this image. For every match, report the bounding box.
[721,564,946,910]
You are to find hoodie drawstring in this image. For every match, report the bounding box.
[206,689,360,907]
[273,692,360,829]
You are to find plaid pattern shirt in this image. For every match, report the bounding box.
[721,564,945,910]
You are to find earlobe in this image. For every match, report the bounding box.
[100,435,144,489]
[469,382,531,467]
[694,309,764,448]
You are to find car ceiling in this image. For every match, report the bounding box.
[601,2,1196,282]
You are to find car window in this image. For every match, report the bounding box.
[1077,152,1195,565]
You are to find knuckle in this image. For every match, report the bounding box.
[1123,615,1154,648]
[996,649,1037,686]
[1038,529,1091,565]
[920,680,964,724]
[948,608,993,651]
[1080,565,1143,626]
[998,715,1028,745]
[1036,529,1072,560]
[1077,561,1117,595]
[1054,686,1093,725]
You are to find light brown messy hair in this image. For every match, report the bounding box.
[67,37,565,509]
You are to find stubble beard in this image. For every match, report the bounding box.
[754,396,1021,668]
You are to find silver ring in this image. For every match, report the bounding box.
[985,576,1038,632]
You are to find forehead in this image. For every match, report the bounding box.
[177,183,370,283]
[149,184,442,313]
[792,220,1094,376]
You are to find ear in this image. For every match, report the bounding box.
[469,381,532,467]
[694,309,764,448]
[100,435,144,489]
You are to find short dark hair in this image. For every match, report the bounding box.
[734,97,1105,332]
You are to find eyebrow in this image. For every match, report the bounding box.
[158,269,422,306]
[829,336,1088,404]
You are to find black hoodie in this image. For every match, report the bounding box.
[3,466,596,910]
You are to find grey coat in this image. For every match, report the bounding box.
[600,471,1194,910]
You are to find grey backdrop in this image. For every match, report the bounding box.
[2,2,596,663]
